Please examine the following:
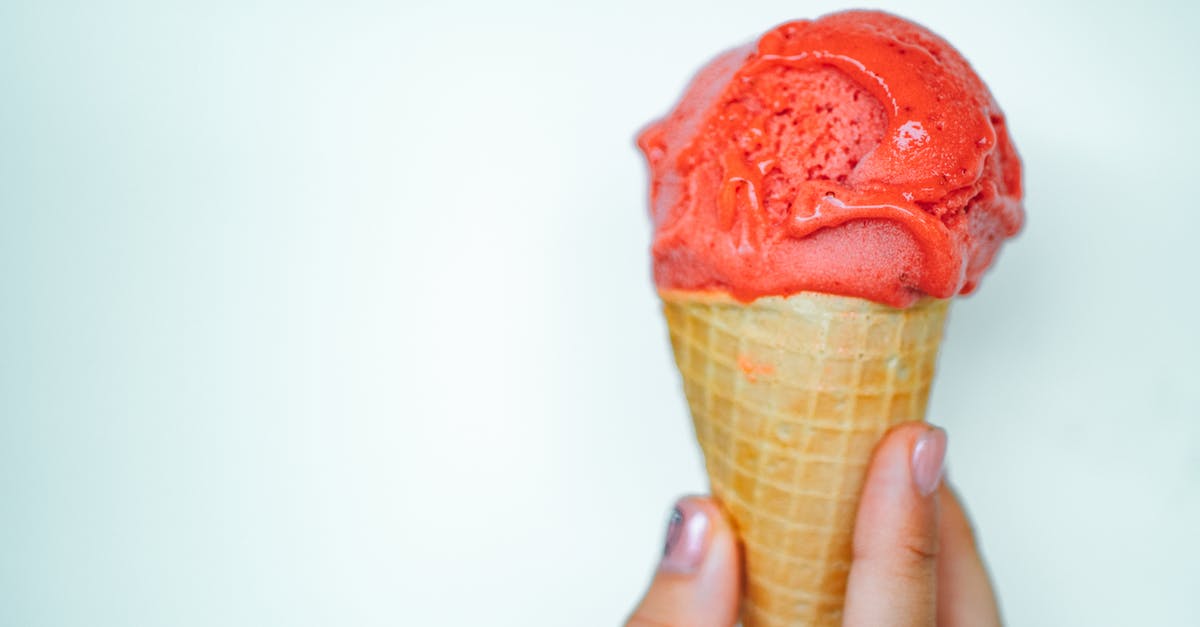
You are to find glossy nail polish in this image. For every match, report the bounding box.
[911,426,948,497]
[660,497,709,574]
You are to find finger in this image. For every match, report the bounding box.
[626,496,740,627]
[842,423,948,627]
[937,483,1002,627]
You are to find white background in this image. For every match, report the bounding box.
[2,1,1198,625]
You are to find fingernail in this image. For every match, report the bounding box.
[912,426,948,497]
[660,497,709,574]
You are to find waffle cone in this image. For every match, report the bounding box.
[661,289,949,626]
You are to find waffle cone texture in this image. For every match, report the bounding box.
[661,290,949,626]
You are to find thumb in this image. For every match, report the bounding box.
[842,423,948,627]
[626,496,740,627]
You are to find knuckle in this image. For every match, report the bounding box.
[887,537,939,583]
[901,538,938,564]
[852,532,939,572]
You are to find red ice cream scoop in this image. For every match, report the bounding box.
[639,10,1023,307]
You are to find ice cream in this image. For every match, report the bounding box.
[638,10,1022,307]
[639,11,1023,626]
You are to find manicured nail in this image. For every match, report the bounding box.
[660,497,709,574]
[912,426,948,497]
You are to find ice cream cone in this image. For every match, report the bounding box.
[661,289,949,626]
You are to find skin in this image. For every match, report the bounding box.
[626,423,1003,627]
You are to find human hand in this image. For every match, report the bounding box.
[626,423,1002,626]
